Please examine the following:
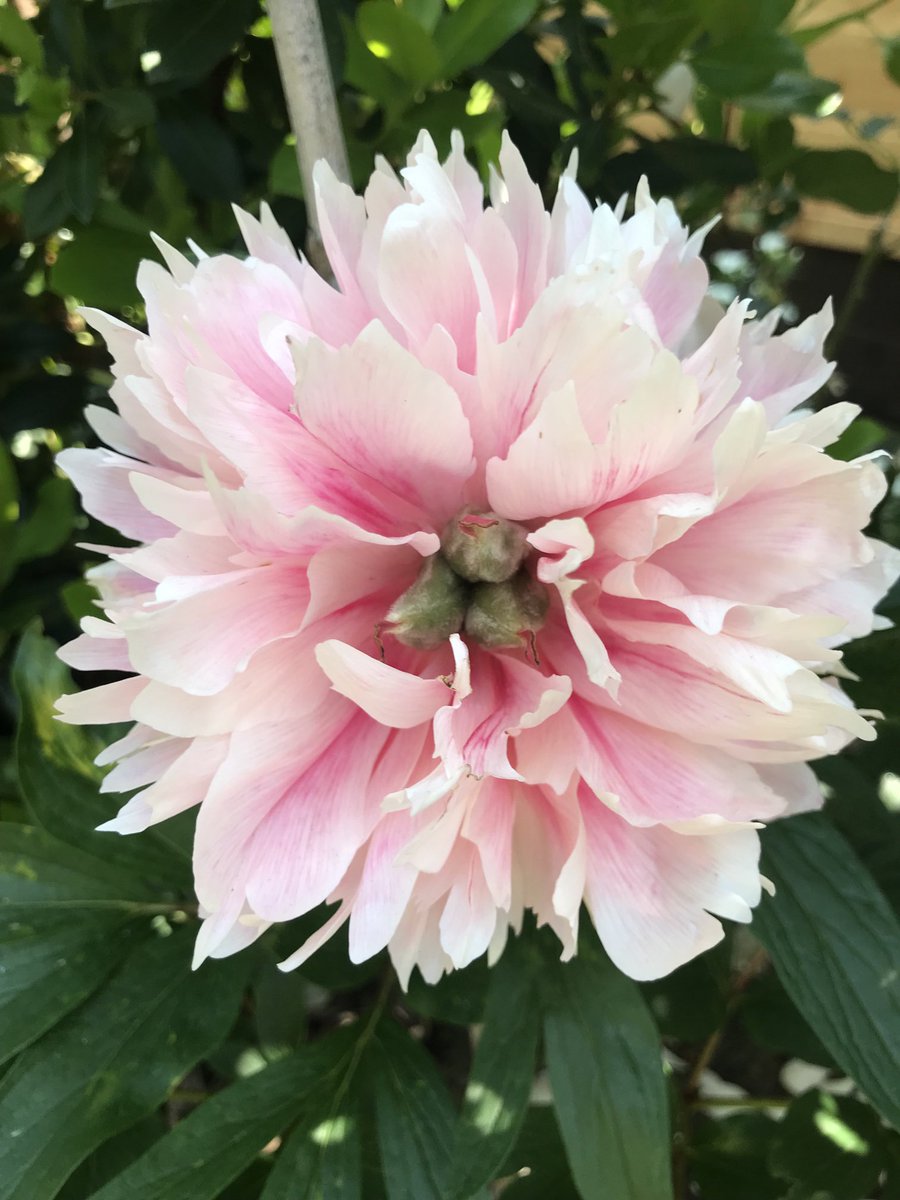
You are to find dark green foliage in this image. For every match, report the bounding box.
[542,940,674,1200]
[1,2,900,1199]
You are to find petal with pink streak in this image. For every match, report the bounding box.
[347,812,421,963]
[206,473,438,563]
[461,777,517,908]
[486,382,598,520]
[439,845,500,969]
[58,620,130,672]
[581,792,762,979]
[99,735,228,834]
[241,716,393,921]
[123,563,308,696]
[294,322,475,523]
[193,700,355,912]
[571,700,786,826]
[316,639,452,729]
[529,518,620,694]
[57,448,177,543]
[313,159,367,299]
[131,600,381,737]
[377,198,480,367]
[738,302,833,424]
[56,676,145,725]
[435,650,571,782]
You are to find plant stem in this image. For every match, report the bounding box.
[825,219,887,362]
[690,1095,790,1111]
[267,0,350,270]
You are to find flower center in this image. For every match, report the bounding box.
[384,510,550,653]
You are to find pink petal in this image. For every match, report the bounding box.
[315,639,452,729]
[581,793,762,980]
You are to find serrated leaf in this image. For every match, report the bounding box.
[448,939,540,1199]
[13,628,189,887]
[368,1020,459,1200]
[91,1028,358,1200]
[435,0,539,78]
[754,814,900,1129]
[541,944,673,1200]
[0,930,250,1200]
[0,823,151,1063]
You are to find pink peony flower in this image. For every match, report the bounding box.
[57,132,898,983]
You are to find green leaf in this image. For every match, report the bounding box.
[0,823,150,1064]
[401,0,444,34]
[792,149,899,214]
[449,939,540,1199]
[498,1106,580,1199]
[342,15,414,115]
[368,1020,458,1200]
[541,944,673,1200]
[795,0,891,48]
[693,33,803,98]
[754,814,900,1129]
[13,628,189,886]
[690,1113,783,1200]
[91,1029,357,1200]
[57,1119,165,1200]
[770,1090,887,1200]
[62,111,104,223]
[406,954,490,1025]
[0,930,250,1200]
[145,0,257,83]
[0,6,43,67]
[357,2,441,88]
[23,115,103,238]
[268,139,303,198]
[262,1076,363,1200]
[642,941,730,1043]
[739,971,833,1068]
[885,38,900,86]
[11,476,75,564]
[738,72,840,117]
[435,0,539,78]
[253,954,309,1060]
[98,87,156,135]
[50,223,148,309]
[156,108,244,201]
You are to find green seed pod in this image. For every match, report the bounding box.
[385,554,470,650]
[464,570,550,650]
[440,509,529,583]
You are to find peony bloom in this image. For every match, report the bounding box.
[57,132,897,984]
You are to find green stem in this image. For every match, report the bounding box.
[690,1095,791,1111]
[825,220,887,363]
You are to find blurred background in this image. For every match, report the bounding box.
[1,3,900,1198]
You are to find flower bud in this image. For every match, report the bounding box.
[441,509,529,583]
[385,554,469,650]
[464,570,550,650]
